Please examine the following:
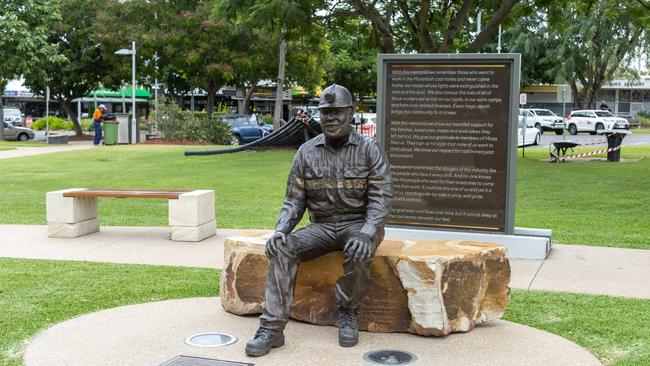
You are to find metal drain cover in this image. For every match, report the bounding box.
[363,349,418,365]
[184,332,237,348]
[160,355,253,366]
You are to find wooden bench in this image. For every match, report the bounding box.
[46,188,216,242]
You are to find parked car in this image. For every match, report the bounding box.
[3,108,24,127]
[2,122,35,141]
[564,110,629,135]
[352,113,377,139]
[517,118,541,147]
[219,114,273,145]
[519,108,564,135]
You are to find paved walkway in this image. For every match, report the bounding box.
[1,224,649,299]
[0,140,95,159]
[24,298,601,366]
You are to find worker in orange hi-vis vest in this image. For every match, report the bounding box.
[93,104,106,145]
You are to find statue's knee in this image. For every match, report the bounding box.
[274,242,298,262]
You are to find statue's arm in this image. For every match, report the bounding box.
[274,150,307,234]
[360,142,393,239]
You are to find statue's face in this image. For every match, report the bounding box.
[320,107,352,142]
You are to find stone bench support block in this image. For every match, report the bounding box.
[48,218,100,238]
[168,190,215,227]
[170,219,216,242]
[221,232,511,336]
[46,188,97,224]
[46,188,216,242]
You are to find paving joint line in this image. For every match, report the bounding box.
[526,258,547,291]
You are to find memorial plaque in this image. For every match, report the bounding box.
[378,55,520,233]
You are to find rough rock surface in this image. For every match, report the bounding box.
[221,231,510,336]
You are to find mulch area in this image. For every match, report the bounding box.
[68,135,93,141]
[142,139,214,145]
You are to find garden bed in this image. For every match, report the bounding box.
[142,139,215,145]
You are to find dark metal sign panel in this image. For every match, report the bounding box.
[378,55,520,233]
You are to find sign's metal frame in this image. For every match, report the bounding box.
[377,53,521,235]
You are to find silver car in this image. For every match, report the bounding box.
[2,122,35,141]
[3,108,24,127]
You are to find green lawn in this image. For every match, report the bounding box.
[0,147,15,151]
[0,258,647,366]
[629,128,650,135]
[505,290,650,366]
[0,258,219,366]
[0,141,48,148]
[515,146,650,248]
[1,144,649,249]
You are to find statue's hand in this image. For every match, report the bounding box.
[266,231,287,258]
[344,233,374,262]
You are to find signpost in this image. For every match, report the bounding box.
[46,86,50,145]
[557,85,571,140]
[520,93,527,157]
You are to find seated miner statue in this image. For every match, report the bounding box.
[245,84,393,357]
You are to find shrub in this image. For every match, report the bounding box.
[155,96,232,144]
[635,110,650,127]
[636,110,650,119]
[637,115,650,128]
[260,113,274,124]
[200,117,233,144]
[31,117,74,131]
[80,119,94,132]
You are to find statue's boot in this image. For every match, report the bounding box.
[245,327,285,357]
[338,309,359,347]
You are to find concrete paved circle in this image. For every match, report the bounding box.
[24,297,602,366]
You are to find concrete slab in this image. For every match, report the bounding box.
[529,244,650,298]
[0,144,94,160]
[509,259,543,289]
[0,225,241,268]
[24,297,602,366]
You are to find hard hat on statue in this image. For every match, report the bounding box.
[318,84,353,109]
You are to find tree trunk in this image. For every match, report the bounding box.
[273,40,287,130]
[583,86,596,109]
[206,80,216,118]
[62,100,83,136]
[570,82,580,109]
[349,0,395,53]
[469,0,518,51]
[241,79,258,115]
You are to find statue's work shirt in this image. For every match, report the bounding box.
[275,130,393,239]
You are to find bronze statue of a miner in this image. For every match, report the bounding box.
[245,84,393,357]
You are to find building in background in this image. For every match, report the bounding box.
[523,76,650,117]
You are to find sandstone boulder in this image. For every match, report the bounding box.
[221,231,510,336]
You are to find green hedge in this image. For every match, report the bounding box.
[31,117,74,131]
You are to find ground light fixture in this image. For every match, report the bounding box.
[184,332,237,348]
[363,349,418,365]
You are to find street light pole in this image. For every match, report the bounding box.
[115,42,137,144]
[131,41,136,144]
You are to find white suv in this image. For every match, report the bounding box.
[565,110,629,135]
[519,108,565,135]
